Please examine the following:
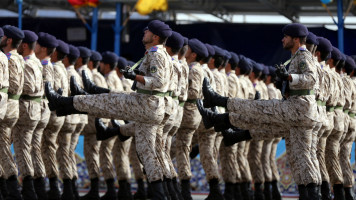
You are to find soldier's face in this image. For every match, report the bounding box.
[34,44,41,55]
[17,43,24,55]
[142,30,154,45]
[282,35,294,50]
[0,36,8,49]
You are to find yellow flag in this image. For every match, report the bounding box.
[136,0,168,15]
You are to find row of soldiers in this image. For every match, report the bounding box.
[41,19,285,200]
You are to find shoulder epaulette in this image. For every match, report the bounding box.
[24,56,30,61]
[150,46,158,52]
[41,60,49,65]
[6,52,11,60]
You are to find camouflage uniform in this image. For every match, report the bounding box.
[42,60,67,178]
[341,76,356,186]
[237,75,254,183]
[82,68,106,179]
[338,75,355,186]
[175,61,204,180]
[317,63,337,183]
[74,45,172,182]
[219,70,241,184]
[0,52,9,178]
[247,80,268,184]
[261,83,282,183]
[31,57,53,179]
[325,67,345,185]
[57,65,82,180]
[197,67,221,181]
[99,70,122,180]
[1,50,24,178]
[13,53,41,178]
[227,46,319,185]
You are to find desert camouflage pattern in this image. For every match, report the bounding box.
[201,64,216,90]
[113,136,132,181]
[0,52,9,120]
[129,137,145,180]
[178,58,189,102]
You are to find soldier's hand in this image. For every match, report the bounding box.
[275,65,289,81]
[123,70,137,80]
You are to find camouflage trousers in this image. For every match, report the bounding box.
[227,97,319,185]
[162,101,183,179]
[262,139,274,182]
[129,138,145,180]
[175,102,201,180]
[32,100,51,178]
[317,111,334,183]
[100,135,116,180]
[197,121,220,181]
[340,115,356,186]
[0,116,18,179]
[71,123,85,179]
[42,112,65,178]
[12,100,41,177]
[237,141,252,182]
[325,108,345,185]
[57,122,77,179]
[83,130,101,179]
[73,93,165,124]
[271,138,282,181]
[220,142,240,183]
[113,136,132,181]
[214,133,223,161]
[248,139,264,183]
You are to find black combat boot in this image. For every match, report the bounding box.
[33,177,47,200]
[223,182,234,200]
[221,128,251,146]
[101,179,117,200]
[166,178,179,200]
[45,82,86,116]
[82,71,110,94]
[180,179,192,200]
[95,118,130,141]
[133,179,146,200]
[80,178,100,200]
[72,177,80,200]
[70,76,89,95]
[333,184,346,200]
[254,182,265,200]
[344,187,356,200]
[22,176,38,200]
[271,180,282,200]
[306,183,319,200]
[240,182,251,200]
[162,179,170,200]
[298,185,308,200]
[206,178,224,200]
[202,78,228,108]
[0,177,8,199]
[321,181,332,200]
[117,180,133,200]
[172,178,183,200]
[150,180,167,200]
[61,179,74,200]
[196,100,232,132]
[5,175,22,200]
[47,177,61,200]
[234,183,243,200]
[264,182,273,200]
[189,144,199,160]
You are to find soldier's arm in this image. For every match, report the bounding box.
[22,62,36,94]
[0,59,5,88]
[187,68,202,99]
[139,52,166,90]
[289,54,317,89]
[8,59,21,94]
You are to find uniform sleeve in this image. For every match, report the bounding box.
[0,59,5,88]
[187,67,203,100]
[179,66,188,100]
[43,65,54,85]
[227,76,237,98]
[53,66,62,92]
[8,58,22,95]
[22,62,36,95]
[289,53,317,89]
[143,53,166,90]
[268,86,278,99]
